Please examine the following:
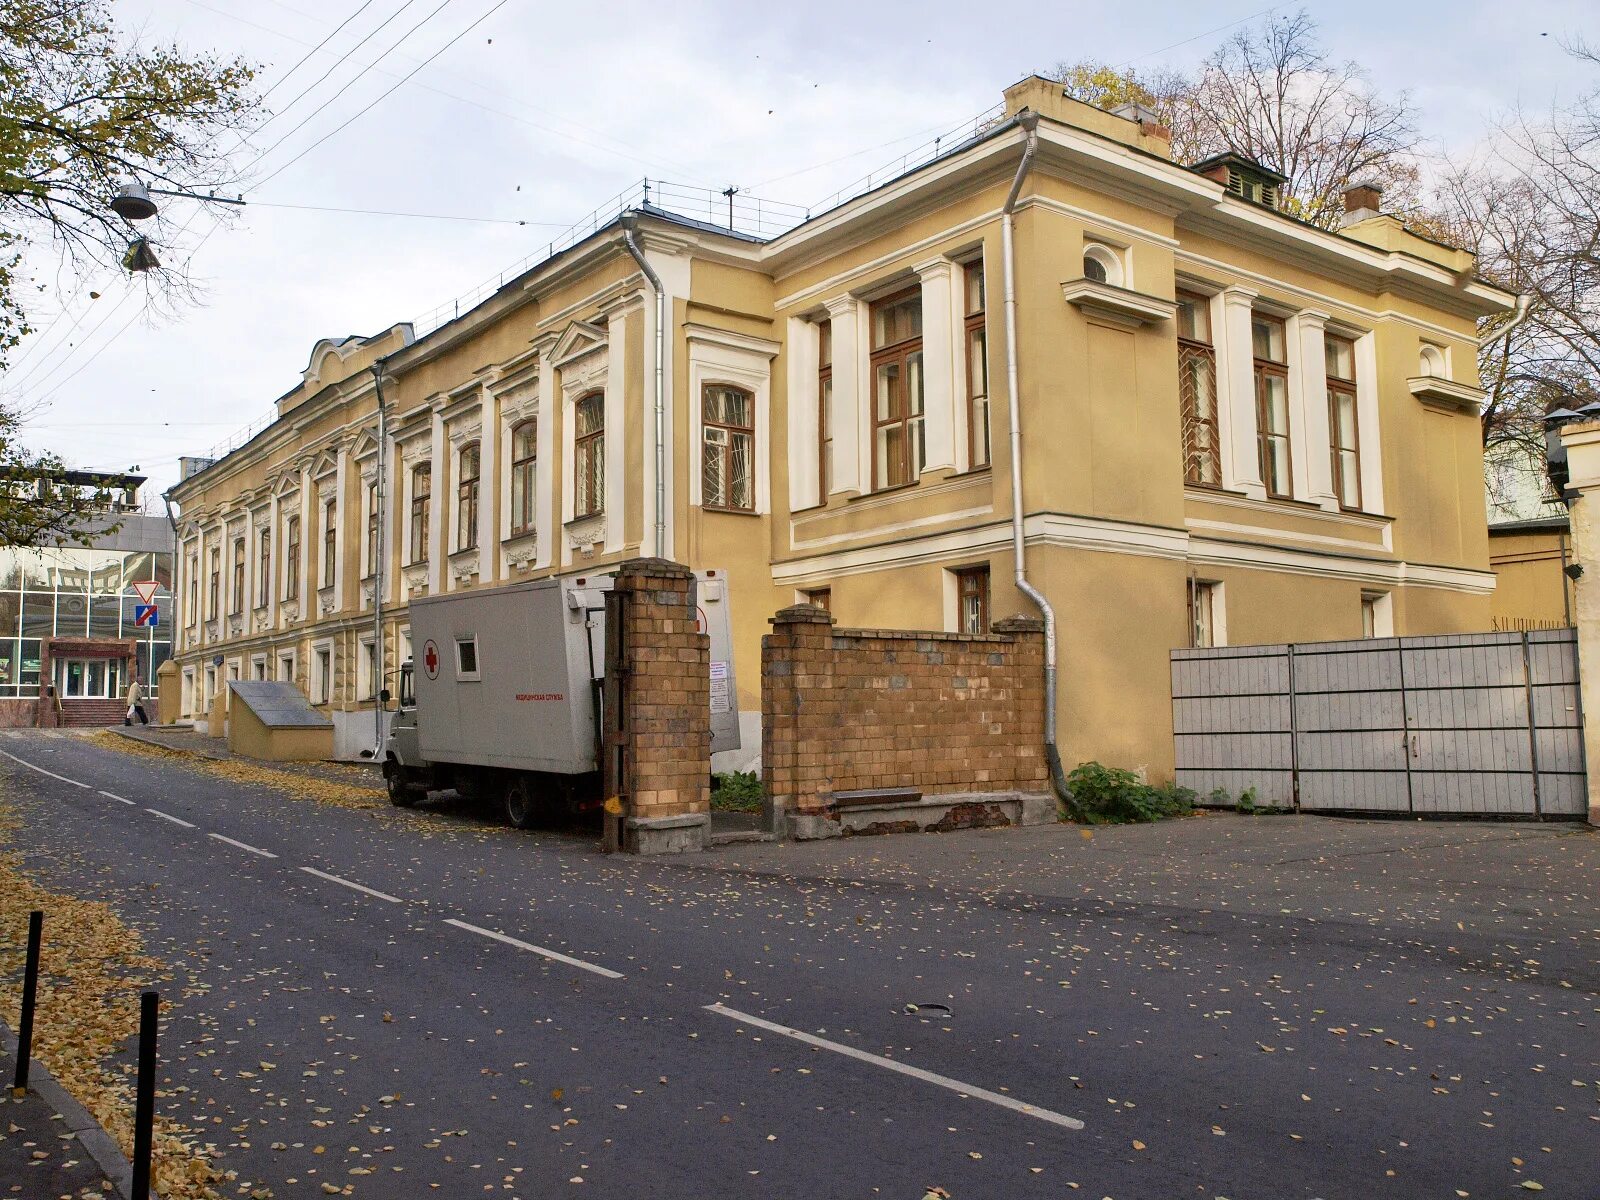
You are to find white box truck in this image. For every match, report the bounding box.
[383,570,738,827]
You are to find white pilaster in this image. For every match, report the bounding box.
[823,295,862,497]
[333,446,350,609]
[914,258,958,476]
[1354,332,1384,514]
[1218,286,1264,498]
[604,307,628,554]
[266,492,279,627]
[193,524,207,646]
[1294,310,1337,509]
[533,347,556,571]
[786,316,822,510]
[298,463,313,613]
[478,390,498,582]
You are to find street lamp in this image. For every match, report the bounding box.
[109,177,247,272]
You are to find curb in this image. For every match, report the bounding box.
[0,1019,157,1200]
[110,726,227,762]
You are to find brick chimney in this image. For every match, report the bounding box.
[1340,180,1384,227]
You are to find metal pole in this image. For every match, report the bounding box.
[11,910,42,1096]
[130,990,158,1198]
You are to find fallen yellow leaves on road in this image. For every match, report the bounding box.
[89,732,384,810]
[0,772,223,1199]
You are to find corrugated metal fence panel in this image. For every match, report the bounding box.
[1171,629,1587,818]
[1171,646,1294,808]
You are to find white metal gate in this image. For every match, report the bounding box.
[1171,629,1587,818]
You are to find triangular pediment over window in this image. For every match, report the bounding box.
[550,320,608,369]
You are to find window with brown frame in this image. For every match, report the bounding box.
[510,420,536,534]
[817,320,832,500]
[1325,334,1362,510]
[230,537,244,614]
[870,288,925,490]
[964,260,991,470]
[1176,291,1220,486]
[955,565,990,634]
[284,515,301,599]
[256,528,270,608]
[186,555,198,624]
[321,500,337,588]
[409,464,431,563]
[702,384,755,512]
[364,483,378,576]
[457,442,480,550]
[207,547,220,619]
[574,392,605,518]
[1252,313,1292,499]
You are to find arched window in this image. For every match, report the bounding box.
[1082,243,1122,287]
[574,393,604,518]
[510,420,536,534]
[457,443,480,551]
[1419,344,1445,377]
[702,385,755,511]
[409,463,431,563]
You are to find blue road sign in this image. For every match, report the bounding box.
[134,605,159,628]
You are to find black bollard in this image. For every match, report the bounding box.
[11,910,42,1096]
[130,990,158,1197]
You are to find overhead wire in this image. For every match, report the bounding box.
[255,0,383,105]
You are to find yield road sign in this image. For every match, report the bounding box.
[132,580,160,605]
[134,605,159,627]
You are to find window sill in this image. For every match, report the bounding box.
[701,505,759,517]
[853,482,919,502]
[565,512,604,527]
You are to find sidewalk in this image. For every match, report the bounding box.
[112,724,382,789]
[0,1028,127,1199]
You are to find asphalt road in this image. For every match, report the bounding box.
[2,730,1597,1200]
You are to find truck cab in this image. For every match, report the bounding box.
[383,659,422,807]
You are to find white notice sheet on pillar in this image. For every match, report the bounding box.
[709,661,731,714]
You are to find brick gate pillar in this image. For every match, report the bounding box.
[606,558,712,853]
[762,603,838,839]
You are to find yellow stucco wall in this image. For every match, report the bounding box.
[1488,524,1573,631]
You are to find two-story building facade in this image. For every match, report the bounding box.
[170,76,1512,777]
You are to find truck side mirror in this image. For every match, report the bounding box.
[379,688,391,704]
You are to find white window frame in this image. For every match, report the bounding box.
[454,634,481,682]
[250,653,267,681]
[1082,241,1126,287]
[277,649,295,683]
[1362,589,1394,638]
[311,639,333,705]
[1189,579,1226,648]
[357,633,378,699]
[686,325,778,514]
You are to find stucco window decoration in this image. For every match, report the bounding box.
[1082,243,1123,287]
[702,385,755,512]
[574,392,605,518]
[1419,344,1445,377]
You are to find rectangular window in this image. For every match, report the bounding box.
[313,646,330,704]
[870,288,925,490]
[801,587,831,612]
[964,261,991,470]
[1189,579,1222,648]
[457,443,480,550]
[702,385,755,512]
[1252,313,1291,499]
[322,500,337,589]
[284,515,301,599]
[358,637,377,699]
[186,554,198,625]
[207,547,220,619]
[510,420,537,534]
[256,528,270,607]
[409,464,431,563]
[1177,291,1220,486]
[277,651,294,682]
[1361,590,1392,638]
[1326,335,1362,510]
[455,635,480,681]
[230,537,244,614]
[365,483,378,577]
[574,392,605,518]
[955,565,990,635]
[817,320,832,501]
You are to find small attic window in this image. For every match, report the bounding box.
[1194,152,1286,211]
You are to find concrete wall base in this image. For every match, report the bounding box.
[333,709,391,762]
[787,791,1057,840]
[625,812,710,855]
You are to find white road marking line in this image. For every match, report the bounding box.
[208,833,278,859]
[0,750,91,788]
[300,866,402,904]
[98,790,135,805]
[146,808,195,829]
[442,918,625,979]
[703,1003,1085,1131]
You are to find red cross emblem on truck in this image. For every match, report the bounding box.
[423,640,440,680]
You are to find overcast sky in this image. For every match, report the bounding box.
[5,0,1596,503]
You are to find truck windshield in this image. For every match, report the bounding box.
[398,662,414,709]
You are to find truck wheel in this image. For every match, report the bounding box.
[385,759,418,809]
[504,776,540,830]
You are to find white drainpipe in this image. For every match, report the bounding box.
[621,214,667,558]
[1000,111,1073,807]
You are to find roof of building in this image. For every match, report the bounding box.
[1488,515,1570,535]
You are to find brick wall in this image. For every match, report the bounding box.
[762,605,1052,837]
[604,559,711,853]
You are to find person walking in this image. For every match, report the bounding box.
[125,677,149,727]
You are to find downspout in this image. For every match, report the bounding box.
[369,357,390,760]
[1478,292,1533,350]
[621,214,667,558]
[1000,111,1074,813]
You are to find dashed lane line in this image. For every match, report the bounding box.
[442,917,625,979]
[146,807,196,829]
[98,790,136,805]
[0,750,91,788]
[703,1003,1086,1132]
[208,833,278,859]
[300,866,403,904]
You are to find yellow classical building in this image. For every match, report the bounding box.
[169,76,1513,776]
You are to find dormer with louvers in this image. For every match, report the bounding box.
[1192,151,1287,210]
